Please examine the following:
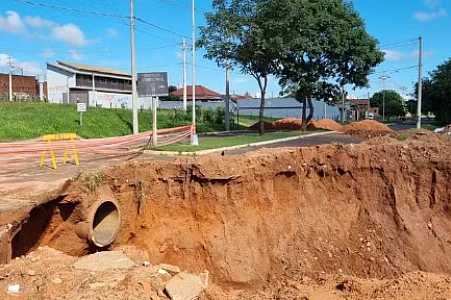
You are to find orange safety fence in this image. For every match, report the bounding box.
[0,125,193,167]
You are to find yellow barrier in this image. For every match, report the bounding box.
[40,133,80,169]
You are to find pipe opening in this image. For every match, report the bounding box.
[91,201,120,247]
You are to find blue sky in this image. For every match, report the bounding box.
[0,0,450,99]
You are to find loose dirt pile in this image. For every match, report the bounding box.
[342,120,393,138]
[0,246,207,300]
[272,118,304,130]
[308,119,344,131]
[249,121,275,131]
[2,133,451,299]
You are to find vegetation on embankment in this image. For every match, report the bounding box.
[0,102,243,141]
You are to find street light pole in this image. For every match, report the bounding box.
[379,75,390,122]
[417,36,423,129]
[225,64,230,131]
[191,0,198,145]
[130,0,139,134]
[182,38,188,111]
[8,56,13,102]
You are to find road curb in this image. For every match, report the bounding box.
[144,131,336,156]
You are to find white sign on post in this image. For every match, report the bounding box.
[77,102,87,112]
[77,102,87,127]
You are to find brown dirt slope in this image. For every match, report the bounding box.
[3,134,451,299]
[273,118,303,130]
[343,120,393,138]
[19,134,451,283]
[308,119,343,131]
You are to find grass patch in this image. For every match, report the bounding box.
[0,102,246,141]
[153,130,312,152]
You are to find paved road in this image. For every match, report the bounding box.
[225,133,362,155]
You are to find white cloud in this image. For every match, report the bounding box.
[52,23,86,47]
[0,11,26,33]
[383,49,404,61]
[24,16,55,28]
[0,11,87,47]
[0,53,41,75]
[414,0,447,22]
[68,49,82,61]
[413,9,447,22]
[106,28,118,38]
[42,49,56,58]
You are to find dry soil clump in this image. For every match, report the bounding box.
[308,119,344,131]
[342,119,393,138]
[272,118,304,130]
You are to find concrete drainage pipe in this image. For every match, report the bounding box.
[76,198,121,248]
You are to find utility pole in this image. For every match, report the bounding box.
[8,56,13,102]
[341,88,346,123]
[191,0,198,145]
[182,38,188,111]
[225,64,230,131]
[152,88,158,147]
[417,36,423,129]
[130,0,139,134]
[379,75,390,122]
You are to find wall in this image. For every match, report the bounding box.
[88,91,152,109]
[46,66,75,104]
[0,74,39,99]
[158,98,341,120]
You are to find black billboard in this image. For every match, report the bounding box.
[137,72,168,97]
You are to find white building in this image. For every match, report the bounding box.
[46,61,152,109]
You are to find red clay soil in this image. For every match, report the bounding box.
[249,121,275,131]
[2,133,451,299]
[308,119,344,131]
[1,247,450,299]
[273,118,304,130]
[342,120,393,138]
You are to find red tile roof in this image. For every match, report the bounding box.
[171,85,222,100]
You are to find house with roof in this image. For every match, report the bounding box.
[46,61,151,109]
[170,85,223,102]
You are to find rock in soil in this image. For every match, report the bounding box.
[73,251,136,271]
[165,272,205,300]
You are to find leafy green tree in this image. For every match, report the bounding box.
[415,59,451,123]
[198,0,279,134]
[370,90,406,118]
[259,0,384,128]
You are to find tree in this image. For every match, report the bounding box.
[370,90,406,118]
[416,59,451,123]
[198,0,279,134]
[258,0,384,128]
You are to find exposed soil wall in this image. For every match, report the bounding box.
[15,134,451,287]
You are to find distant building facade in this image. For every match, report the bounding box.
[46,61,152,109]
[0,73,45,100]
[351,99,379,120]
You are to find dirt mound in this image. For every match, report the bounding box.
[2,247,450,300]
[3,134,451,298]
[0,246,206,300]
[272,118,303,130]
[208,271,451,299]
[308,119,344,131]
[343,120,393,138]
[249,121,275,131]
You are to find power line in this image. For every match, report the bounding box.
[135,17,191,40]
[379,38,417,49]
[370,65,418,77]
[12,0,128,19]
